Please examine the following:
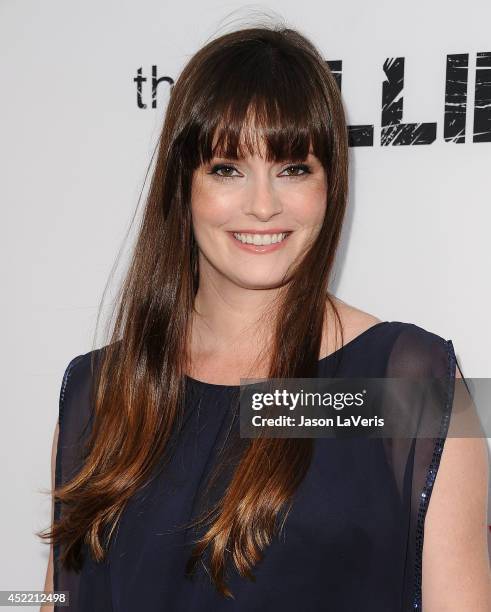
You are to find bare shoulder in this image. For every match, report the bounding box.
[324,296,383,351]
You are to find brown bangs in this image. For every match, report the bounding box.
[180,34,334,171]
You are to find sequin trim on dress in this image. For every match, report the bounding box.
[412,339,456,610]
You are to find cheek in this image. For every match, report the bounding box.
[191,181,235,228]
[288,186,327,225]
[192,203,230,239]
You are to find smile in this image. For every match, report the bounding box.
[233,232,291,245]
[228,231,293,253]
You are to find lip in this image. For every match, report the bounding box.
[227,230,293,253]
[229,229,293,234]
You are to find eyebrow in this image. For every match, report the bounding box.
[209,153,317,162]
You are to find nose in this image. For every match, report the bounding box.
[243,173,283,221]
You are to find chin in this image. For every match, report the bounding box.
[231,272,290,290]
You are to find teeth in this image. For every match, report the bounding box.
[232,232,290,246]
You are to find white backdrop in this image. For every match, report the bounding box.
[1,0,490,596]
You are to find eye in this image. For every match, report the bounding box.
[208,164,240,180]
[280,164,312,178]
[207,162,313,181]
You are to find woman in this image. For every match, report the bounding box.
[39,24,490,611]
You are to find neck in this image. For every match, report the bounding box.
[191,278,284,356]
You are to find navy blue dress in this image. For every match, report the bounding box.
[53,321,459,611]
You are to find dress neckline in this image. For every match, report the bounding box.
[184,321,391,389]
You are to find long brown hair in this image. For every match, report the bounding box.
[38,23,349,597]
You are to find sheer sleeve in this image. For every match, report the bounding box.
[382,324,459,611]
[53,350,99,610]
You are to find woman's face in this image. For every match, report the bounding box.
[191,141,328,290]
